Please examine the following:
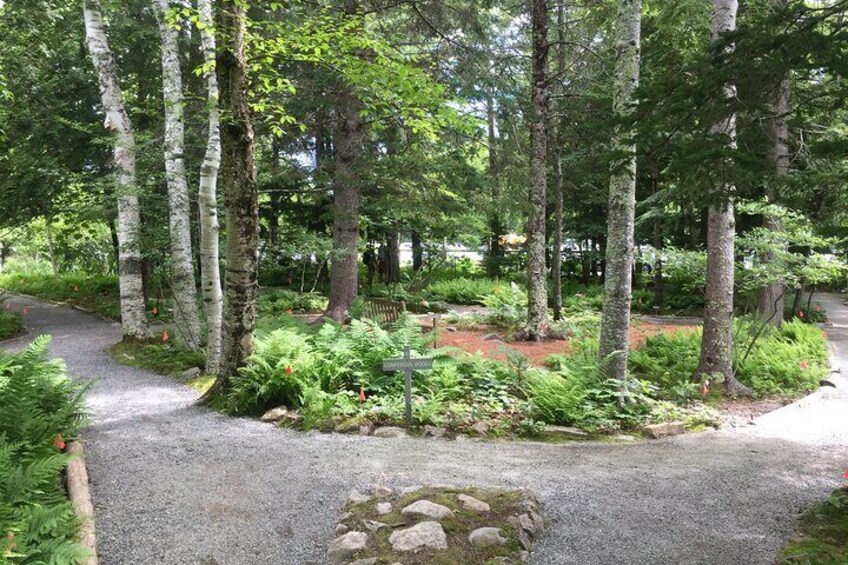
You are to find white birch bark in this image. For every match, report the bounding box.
[153,0,202,350]
[83,0,148,340]
[599,0,641,383]
[197,0,223,374]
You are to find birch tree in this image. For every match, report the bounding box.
[599,0,641,383]
[522,0,550,342]
[82,0,148,340]
[202,0,259,400]
[197,0,223,373]
[696,0,749,394]
[152,0,202,350]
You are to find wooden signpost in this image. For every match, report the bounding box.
[382,345,433,426]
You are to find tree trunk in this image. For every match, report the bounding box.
[153,0,202,350]
[411,231,423,272]
[197,0,223,374]
[45,211,59,276]
[757,0,790,328]
[599,0,641,383]
[522,0,550,342]
[323,4,364,322]
[83,0,148,340]
[386,231,400,284]
[202,0,258,400]
[486,92,503,279]
[551,1,567,321]
[696,0,749,395]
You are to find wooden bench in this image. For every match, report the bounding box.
[365,297,406,326]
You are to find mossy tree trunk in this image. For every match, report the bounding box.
[599,0,641,383]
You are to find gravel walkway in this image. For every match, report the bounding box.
[3,294,847,565]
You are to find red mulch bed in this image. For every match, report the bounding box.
[432,322,698,366]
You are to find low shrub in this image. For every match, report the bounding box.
[0,336,90,565]
[425,278,506,305]
[0,306,23,341]
[0,272,121,320]
[257,288,328,315]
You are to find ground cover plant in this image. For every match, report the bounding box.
[776,487,848,565]
[0,271,121,321]
[0,336,89,565]
[0,301,22,341]
[109,338,206,377]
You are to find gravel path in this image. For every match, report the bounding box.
[3,293,847,565]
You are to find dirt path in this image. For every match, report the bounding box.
[3,294,847,565]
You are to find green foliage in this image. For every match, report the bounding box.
[0,336,89,565]
[777,488,848,565]
[256,289,328,315]
[629,319,829,398]
[425,277,506,305]
[109,339,205,377]
[0,297,23,340]
[478,283,526,328]
[0,272,120,320]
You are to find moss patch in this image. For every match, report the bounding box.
[777,487,848,564]
[334,486,540,564]
[109,338,205,376]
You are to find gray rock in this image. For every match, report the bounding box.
[457,493,490,512]
[517,511,545,538]
[362,520,389,532]
[181,366,201,380]
[359,423,374,436]
[376,502,392,515]
[643,422,686,439]
[401,499,454,520]
[388,521,447,552]
[543,425,589,438]
[469,527,507,547]
[611,434,638,442]
[423,425,446,438]
[482,333,504,342]
[328,531,367,563]
[348,559,378,565]
[334,523,349,536]
[259,407,288,423]
[348,489,371,505]
[470,421,490,436]
[335,419,362,433]
[399,485,421,496]
[371,484,393,498]
[373,426,406,438]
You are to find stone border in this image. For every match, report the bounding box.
[66,440,98,565]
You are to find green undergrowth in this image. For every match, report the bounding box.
[0,310,23,341]
[109,338,205,376]
[777,488,848,565]
[339,486,528,564]
[0,272,121,320]
[0,336,90,565]
[629,318,828,400]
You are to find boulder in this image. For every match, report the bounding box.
[362,520,389,532]
[457,493,490,512]
[181,366,201,380]
[543,425,589,438]
[348,490,371,505]
[328,531,367,564]
[469,527,507,548]
[259,407,289,422]
[388,521,448,552]
[401,499,454,520]
[469,421,490,436]
[376,502,392,516]
[334,524,349,536]
[371,484,393,498]
[423,425,446,438]
[348,559,378,565]
[373,426,406,438]
[643,422,686,439]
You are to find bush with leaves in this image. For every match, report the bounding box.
[425,277,506,305]
[256,288,328,315]
[0,336,89,565]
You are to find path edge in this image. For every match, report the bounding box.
[67,440,99,565]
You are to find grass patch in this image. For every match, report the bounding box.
[0,272,121,320]
[777,488,848,564]
[109,338,205,376]
[337,486,535,564]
